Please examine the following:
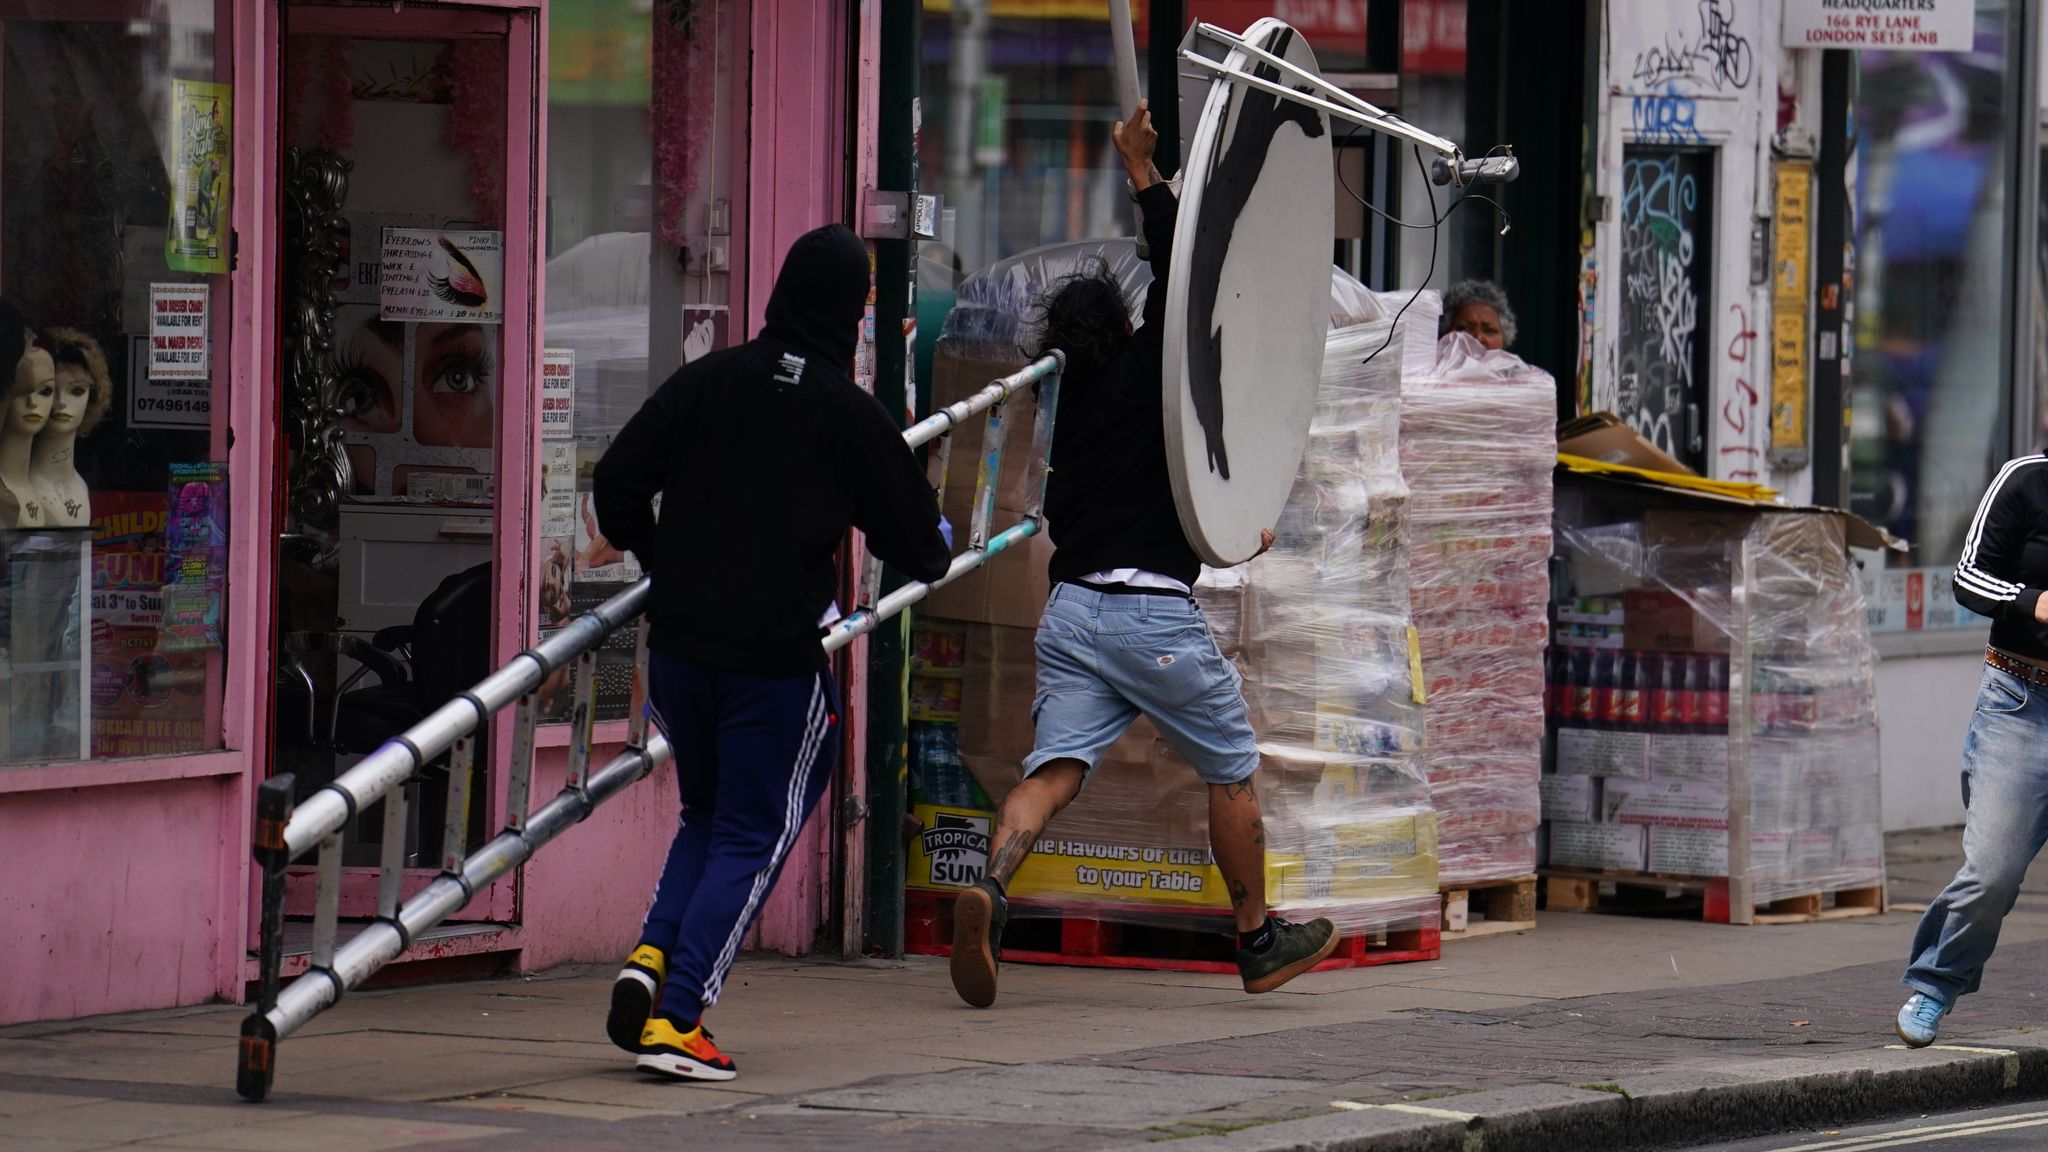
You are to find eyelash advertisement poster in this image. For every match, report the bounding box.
[378,227,504,325]
[332,302,497,501]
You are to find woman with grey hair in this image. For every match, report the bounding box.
[1441,279,1516,351]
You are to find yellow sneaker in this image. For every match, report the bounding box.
[636,1017,736,1082]
[606,945,666,1052]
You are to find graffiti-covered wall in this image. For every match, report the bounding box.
[1587,0,1815,501]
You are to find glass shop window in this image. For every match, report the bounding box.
[0,3,235,766]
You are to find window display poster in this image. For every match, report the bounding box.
[89,493,207,758]
[128,334,209,432]
[166,79,232,275]
[162,462,227,651]
[380,228,505,324]
[542,348,576,439]
[574,489,641,584]
[541,441,577,539]
[146,283,210,384]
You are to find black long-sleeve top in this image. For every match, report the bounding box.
[1955,455,2048,661]
[1042,182,1203,589]
[593,225,950,676]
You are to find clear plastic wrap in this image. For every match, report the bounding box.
[906,294,1440,939]
[1399,332,1556,887]
[1548,483,1887,910]
[938,238,1153,352]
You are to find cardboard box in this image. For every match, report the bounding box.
[1539,774,1600,822]
[1548,821,1647,871]
[1602,777,1729,829]
[1622,588,1729,653]
[1648,826,1728,875]
[1553,623,1626,650]
[921,347,1062,629]
[1640,510,1750,589]
[1554,726,1651,778]
[1556,596,1627,626]
[1648,733,1729,781]
[1558,412,1696,477]
[922,527,1053,631]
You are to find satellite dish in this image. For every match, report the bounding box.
[1163,18,1335,567]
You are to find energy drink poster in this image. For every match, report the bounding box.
[162,462,228,652]
[166,80,232,275]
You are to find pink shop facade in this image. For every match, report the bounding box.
[0,0,893,1026]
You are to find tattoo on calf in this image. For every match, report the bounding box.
[989,829,1035,883]
[1229,879,1251,910]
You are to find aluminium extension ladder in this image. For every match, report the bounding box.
[237,351,1064,1102]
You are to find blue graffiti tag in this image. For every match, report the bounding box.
[1631,84,1704,145]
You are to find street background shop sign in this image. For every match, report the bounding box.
[1861,565,1973,632]
[1783,0,1974,52]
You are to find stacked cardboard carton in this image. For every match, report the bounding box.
[1400,334,1556,887]
[1545,481,1886,909]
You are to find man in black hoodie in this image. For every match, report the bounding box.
[594,224,951,1082]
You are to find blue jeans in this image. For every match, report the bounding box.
[1025,583,1258,786]
[1903,663,2048,1005]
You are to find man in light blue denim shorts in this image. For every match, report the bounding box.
[947,99,1338,1009]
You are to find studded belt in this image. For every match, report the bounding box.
[1987,647,2048,689]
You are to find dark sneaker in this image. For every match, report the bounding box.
[636,1017,736,1082]
[950,879,1008,1008]
[1236,916,1339,994]
[607,944,666,1052]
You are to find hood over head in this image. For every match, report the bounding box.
[761,224,869,368]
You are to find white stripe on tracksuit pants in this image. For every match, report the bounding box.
[635,650,839,1024]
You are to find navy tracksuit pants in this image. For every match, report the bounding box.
[638,649,839,1024]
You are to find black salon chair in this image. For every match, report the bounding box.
[331,562,493,755]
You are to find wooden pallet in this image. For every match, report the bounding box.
[1441,874,1538,940]
[1540,869,1885,925]
[903,888,1441,973]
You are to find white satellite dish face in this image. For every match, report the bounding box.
[1163,18,1334,568]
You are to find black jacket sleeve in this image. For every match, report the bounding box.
[849,394,951,584]
[592,365,695,572]
[1131,182,1179,361]
[1954,464,2045,624]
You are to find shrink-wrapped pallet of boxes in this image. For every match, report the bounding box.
[1400,333,1556,893]
[1543,459,1888,923]
[903,257,1442,968]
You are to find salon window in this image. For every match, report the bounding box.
[0,4,234,767]
[536,0,739,722]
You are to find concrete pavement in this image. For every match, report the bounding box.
[5,829,2048,1151]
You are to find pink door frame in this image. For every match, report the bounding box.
[273,4,536,927]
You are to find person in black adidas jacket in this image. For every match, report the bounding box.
[1898,455,2048,1047]
[592,223,950,1083]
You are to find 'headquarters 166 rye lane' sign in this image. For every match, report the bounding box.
[1783,0,1974,52]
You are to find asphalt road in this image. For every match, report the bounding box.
[1692,1101,2048,1150]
